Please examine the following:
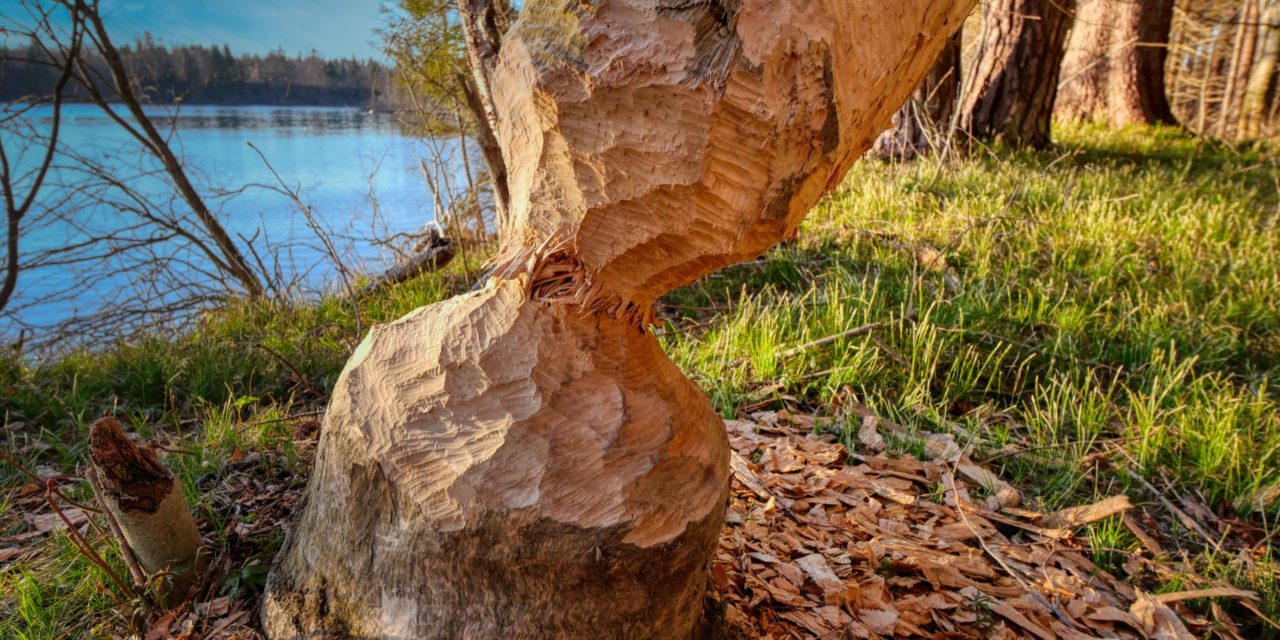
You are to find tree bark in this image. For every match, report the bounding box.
[1221,0,1262,138]
[1241,0,1280,136]
[958,0,1078,148]
[262,1,975,637]
[456,0,514,229]
[1057,0,1177,126]
[458,72,511,231]
[873,33,962,160]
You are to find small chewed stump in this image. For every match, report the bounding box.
[263,1,974,638]
[89,418,205,606]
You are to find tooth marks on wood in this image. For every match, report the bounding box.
[89,416,205,605]
[764,174,806,222]
[262,1,980,637]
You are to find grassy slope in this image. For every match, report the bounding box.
[2,124,1278,636]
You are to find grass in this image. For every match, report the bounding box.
[2,123,1279,636]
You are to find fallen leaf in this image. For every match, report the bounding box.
[22,508,86,534]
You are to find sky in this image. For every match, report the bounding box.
[91,0,386,59]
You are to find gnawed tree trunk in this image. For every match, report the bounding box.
[958,0,1077,148]
[873,33,962,160]
[89,418,205,606]
[1057,0,1177,126]
[262,1,974,638]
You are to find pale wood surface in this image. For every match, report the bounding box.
[264,1,974,637]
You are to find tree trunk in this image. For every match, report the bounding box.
[458,72,511,231]
[1241,0,1280,137]
[456,0,514,230]
[262,1,975,638]
[958,0,1078,148]
[873,33,962,160]
[1221,0,1262,138]
[1057,0,1177,126]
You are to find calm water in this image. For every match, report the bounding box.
[5,104,442,336]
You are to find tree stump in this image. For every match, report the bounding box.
[89,417,205,606]
[263,1,975,637]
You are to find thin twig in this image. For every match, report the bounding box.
[247,142,363,341]
[0,448,100,513]
[1120,460,1219,550]
[944,468,1081,632]
[44,479,148,607]
[779,321,891,359]
[653,317,720,337]
[86,467,148,590]
[255,342,323,399]
[981,436,1140,464]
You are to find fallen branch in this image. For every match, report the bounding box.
[358,228,456,297]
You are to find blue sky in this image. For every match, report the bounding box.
[94,0,385,59]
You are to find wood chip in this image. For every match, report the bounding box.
[858,414,886,452]
[1130,593,1196,640]
[1041,495,1132,529]
[1151,587,1257,604]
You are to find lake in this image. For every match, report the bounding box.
[3,104,445,341]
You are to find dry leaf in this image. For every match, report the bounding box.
[22,508,86,533]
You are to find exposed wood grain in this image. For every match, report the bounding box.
[263,1,975,637]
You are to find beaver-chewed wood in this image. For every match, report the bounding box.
[263,1,974,637]
[89,417,205,605]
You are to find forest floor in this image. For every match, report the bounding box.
[1,124,1278,638]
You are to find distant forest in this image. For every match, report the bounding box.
[1,35,406,108]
